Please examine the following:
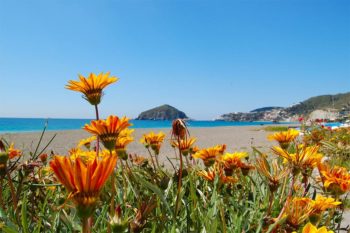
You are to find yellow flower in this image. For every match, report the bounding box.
[50,154,117,218]
[171,137,196,156]
[310,195,341,213]
[219,152,251,175]
[84,115,131,151]
[272,145,322,175]
[69,148,116,162]
[192,144,226,167]
[69,148,96,162]
[220,152,247,166]
[319,164,350,195]
[268,129,299,149]
[299,222,333,233]
[255,157,289,192]
[115,129,134,160]
[66,72,118,105]
[140,131,166,155]
[116,129,134,150]
[78,136,97,149]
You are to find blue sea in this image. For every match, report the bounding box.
[0,118,295,133]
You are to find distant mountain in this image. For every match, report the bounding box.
[286,92,350,115]
[217,92,350,122]
[136,104,188,120]
[250,107,283,113]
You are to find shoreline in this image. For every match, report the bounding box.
[0,123,299,135]
[0,118,298,134]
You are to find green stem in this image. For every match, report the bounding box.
[125,160,140,198]
[120,161,128,201]
[279,175,288,204]
[185,155,191,168]
[110,150,116,215]
[82,216,90,233]
[0,178,5,210]
[154,153,160,169]
[277,175,295,220]
[326,194,339,227]
[267,191,274,216]
[147,148,157,171]
[220,204,227,233]
[110,172,116,215]
[6,172,17,210]
[174,136,184,217]
[94,104,100,156]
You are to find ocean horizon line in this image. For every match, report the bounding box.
[0,117,297,133]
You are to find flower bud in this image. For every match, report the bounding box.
[39,153,48,163]
[172,119,187,139]
[0,152,9,176]
[116,149,128,161]
[110,205,129,233]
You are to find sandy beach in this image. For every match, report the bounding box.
[0,126,276,164]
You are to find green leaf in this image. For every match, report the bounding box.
[2,225,19,233]
[134,173,172,217]
[21,196,29,233]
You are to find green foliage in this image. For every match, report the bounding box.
[0,123,349,232]
[287,92,350,115]
[263,126,290,132]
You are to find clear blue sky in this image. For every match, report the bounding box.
[0,0,349,120]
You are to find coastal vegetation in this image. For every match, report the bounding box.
[0,73,349,233]
[262,126,290,132]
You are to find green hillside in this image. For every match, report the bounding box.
[287,92,350,115]
[136,104,188,120]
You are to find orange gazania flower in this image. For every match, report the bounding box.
[66,72,118,105]
[319,164,350,195]
[171,137,196,156]
[268,129,299,149]
[84,115,131,151]
[198,166,237,184]
[50,154,117,218]
[219,151,254,176]
[130,155,148,167]
[299,222,334,233]
[256,157,289,192]
[140,131,166,155]
[191,146,200,154]
[272,145,322,175]
[285,197,313,229]
[0,142,22,175]
[192,144,226,167]
[8,143,22,159]
[215,144,227,154]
